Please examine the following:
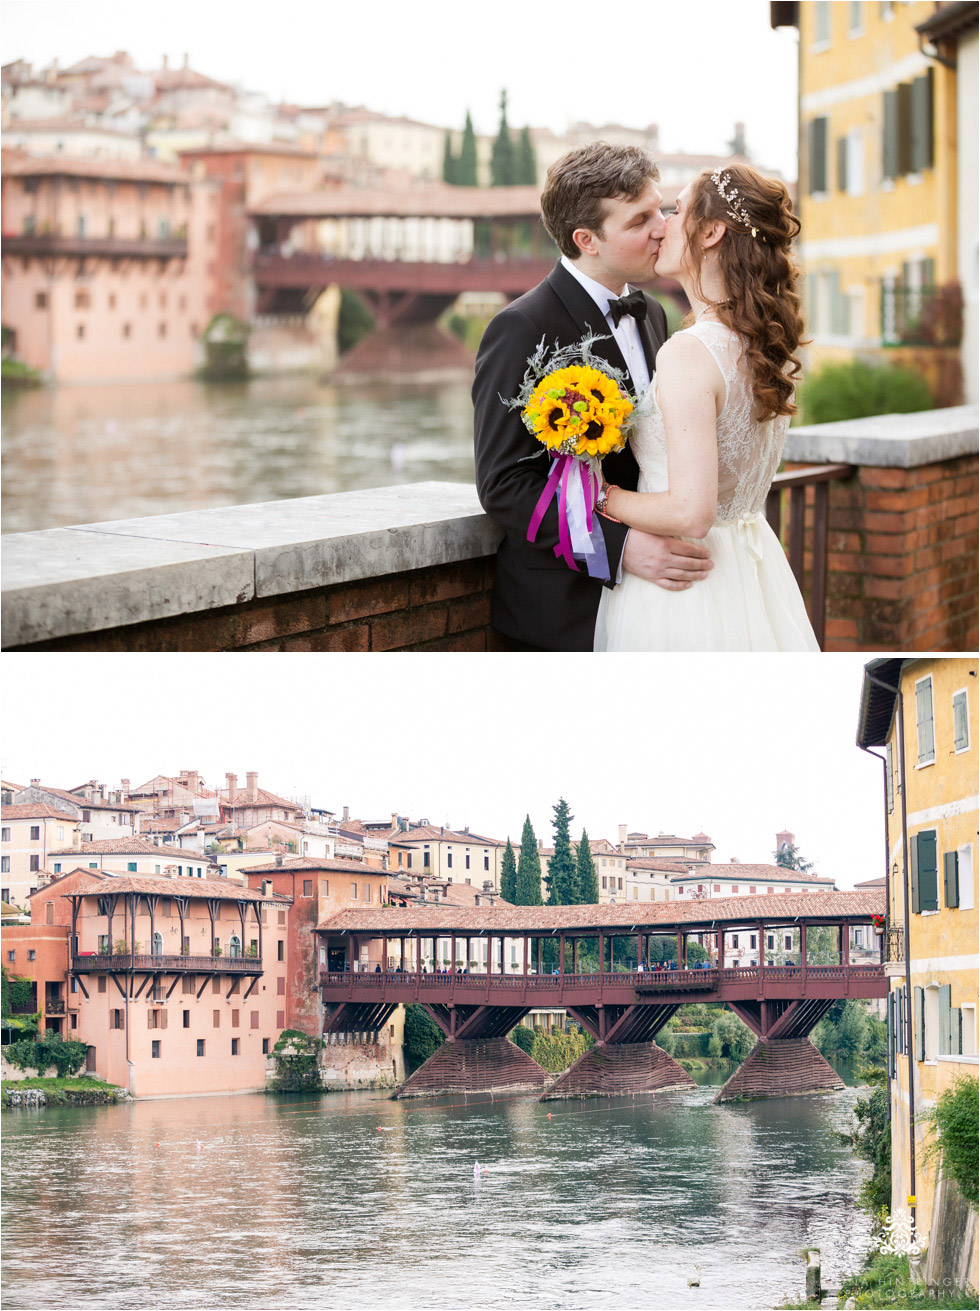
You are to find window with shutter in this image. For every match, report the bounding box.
[883,88,899,180]
[957,846,974,911]
[897,82,912,176]
[939,984,951,1055]
[809,117,828,193]
[915,831,939,912]
[944,851,960,909]
[915,676,936,764]
[837,137,848,191]
[910,69,934,173]
[953,690,970,752]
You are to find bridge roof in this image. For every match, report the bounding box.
[248,183,545,220]
[318,890,883,935]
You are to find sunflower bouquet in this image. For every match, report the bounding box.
[503,333,638,578]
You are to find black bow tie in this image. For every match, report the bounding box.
[607,289,647,327]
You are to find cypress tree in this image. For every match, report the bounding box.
[577,830,599,904]
[548,798,577,905]
[515,814,542,905]
[490,89,516,186]
[457,110,478,186]
[516,125,537,185]
[500,838,517,902]
[442,131,457,185]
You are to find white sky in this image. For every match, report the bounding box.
[2,652,884,889]
[2,0,801,178]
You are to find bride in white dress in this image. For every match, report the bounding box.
[594,164,819,652]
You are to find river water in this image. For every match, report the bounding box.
[1,376,476,534]
[2,1073,874,1311]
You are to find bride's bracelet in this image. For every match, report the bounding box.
[596,483,622,520]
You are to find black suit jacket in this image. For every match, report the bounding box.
[473,260,668,650]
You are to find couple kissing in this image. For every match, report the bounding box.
[473,141,819,653]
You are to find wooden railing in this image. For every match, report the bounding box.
[2,234,188,260]
[321,963,882,991]
[72,952,261,973]
[766,463,855,650]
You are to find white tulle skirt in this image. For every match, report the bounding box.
[594,512,821,652]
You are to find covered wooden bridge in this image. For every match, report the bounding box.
[317,892,885,1102]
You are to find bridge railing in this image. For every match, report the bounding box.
[321,964,884,991]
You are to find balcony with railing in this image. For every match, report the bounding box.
[72,952,262,974]
[2,232,189,261]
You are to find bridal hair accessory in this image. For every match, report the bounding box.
[502,332,638,578]
[710,169,763,240]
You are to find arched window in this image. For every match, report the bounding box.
[228,935,241,959]
[153,932,164,956]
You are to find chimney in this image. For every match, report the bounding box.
[342,805,349,822]
[730,856,738,863]
[30,778,40,789]
[246,772,258,803]
[225,772,237,801]
[275,854,283,867]
[121,778,130,794]
[618,823,627,848]
[537,839,542,851]
[162,53,169,71]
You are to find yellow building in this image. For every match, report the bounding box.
[774,1,977,398]
[857,656,978,1289]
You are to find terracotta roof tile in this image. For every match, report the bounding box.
[682,863,837,885]
[48,838,215,858]
[48,870,283,902]
[2,803,78,822]
[317,890,883,934]
[245,855,380,875]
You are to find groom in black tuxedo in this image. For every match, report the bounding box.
[474,142,711,651]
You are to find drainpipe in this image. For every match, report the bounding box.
[862,667,915,1239]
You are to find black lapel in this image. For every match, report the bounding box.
[633,285,660,376]
[546,261,631,380]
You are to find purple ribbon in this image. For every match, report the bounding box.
[526,454,611,579]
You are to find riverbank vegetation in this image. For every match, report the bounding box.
[783,1250,978,1309]
[267,1029,323,1092]
[2,1077,123,1107]
[4,1030,89,1080]
[922,1076,979,1208]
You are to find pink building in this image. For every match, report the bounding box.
[28,868,291,1097]
[1,150,216,381]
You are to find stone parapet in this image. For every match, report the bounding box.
[2,482,503,651]
[541,1041,695,1100]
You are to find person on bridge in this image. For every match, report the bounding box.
[473,142,712,651]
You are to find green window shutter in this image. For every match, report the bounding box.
[944,851,960,909]
[910,835,920,913]
[809,117,828,194]
[910,68,934,173]
[952,1007,963,1055]
[888,991,897,1076]
[897,82,913,176]
[914,986,925,1060]
[953,691,969,751]
[837,136,848,191]
[939,983,951,1055]
[916,678,936,763]
[883,89,899,180]
[918,831,939,912]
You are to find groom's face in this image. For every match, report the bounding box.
[584,179,666,287]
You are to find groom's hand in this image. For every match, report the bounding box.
[622,530,712,591]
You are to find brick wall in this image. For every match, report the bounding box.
[13,556,499,652]
[786,453,978,651]
[713,1038,845,1102]
[395,1037,549,1098]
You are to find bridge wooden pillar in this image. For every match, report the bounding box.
[522,934,528,976]
[800,923,808,983]
[717,927,724,966]
[841,923,849,967]
[559,934,565,974]
[598,932,605,976]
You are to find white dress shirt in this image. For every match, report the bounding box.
[559,254,651,394]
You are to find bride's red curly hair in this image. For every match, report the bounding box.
[683,164,808,419]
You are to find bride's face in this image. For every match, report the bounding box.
[653,184,693,280]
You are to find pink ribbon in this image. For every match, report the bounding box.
[527,454,579,571]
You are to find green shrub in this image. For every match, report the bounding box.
[798,358,933,424]
[923,1076,979,1207]
[530,1029,593,1072]
[269,1029,322,1093]
[845,1066,891,1215]
[707,1010,755,1062]
[836,1249,977,1309]
[402,1005,444,1074]
[5,1031,88,1078]
[510,1025,536,1055]
[337,289,375,355]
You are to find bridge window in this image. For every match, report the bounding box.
[750,935,757,949]
[153,932,164,956]
[785,935,793,950]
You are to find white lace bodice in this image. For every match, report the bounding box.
[629,320,789,522]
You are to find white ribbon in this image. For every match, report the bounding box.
[736,512,765,564]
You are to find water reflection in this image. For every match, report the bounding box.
[1,376,476,534]
[2,1082,873,1310]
